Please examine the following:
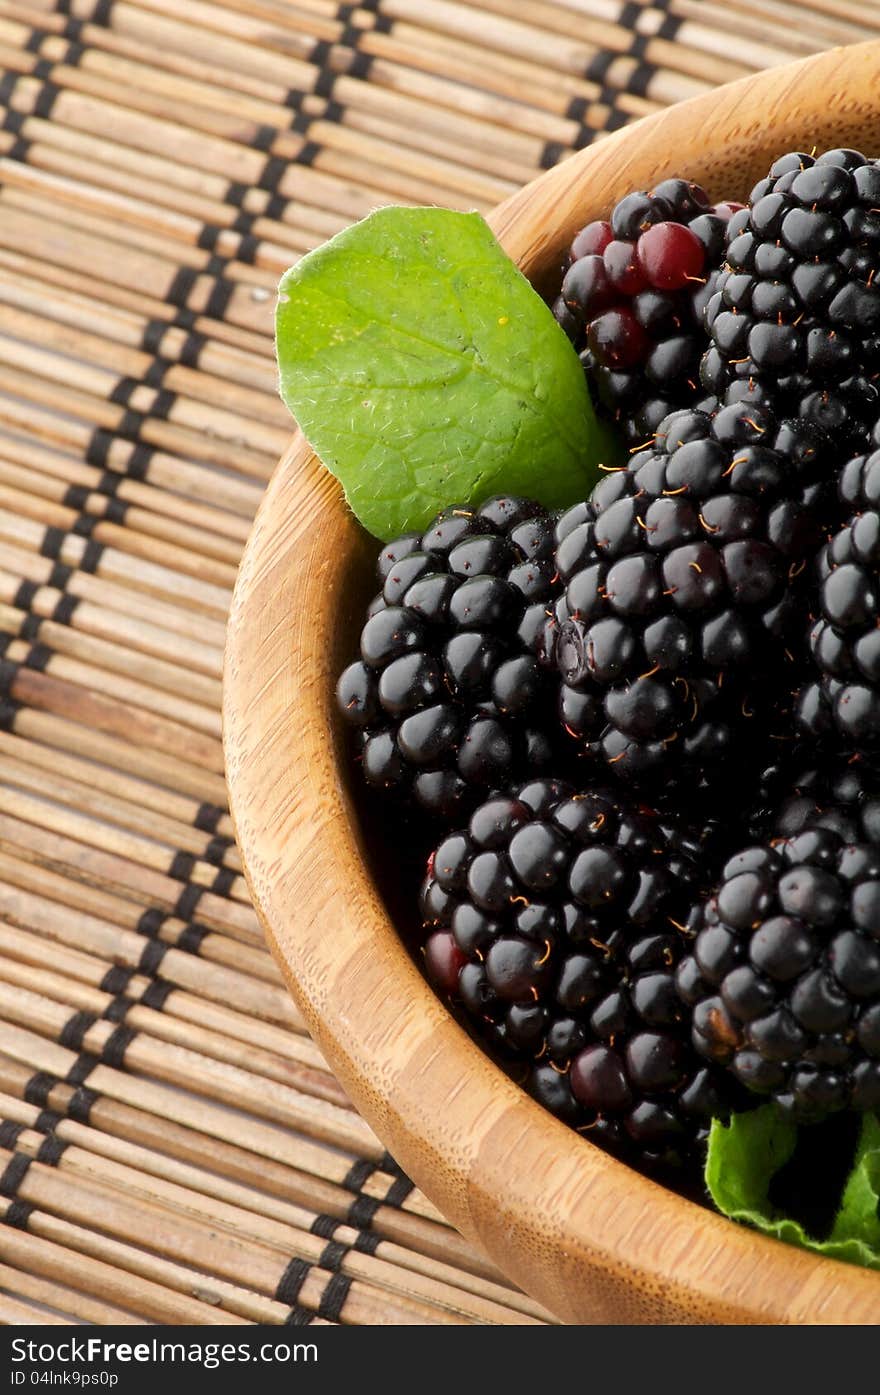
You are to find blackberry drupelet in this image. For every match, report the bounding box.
[336,496,563,821]
[798,441,880,750]
[554,178,740,444]
[420,778,743,1173]
[702,148,880,454]
[554,403,835,788]
[679,779,880,1122]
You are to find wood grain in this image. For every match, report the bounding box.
[225,41,880,1324]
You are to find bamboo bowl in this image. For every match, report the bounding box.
[225,42,880,1324]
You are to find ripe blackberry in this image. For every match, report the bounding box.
[420,779,742,1173]
[554,403,835,788]
[798,442,880,750]
[554,179,740,444]
[702,148,880,455]
[336,497,563,821]
[679,797,880,1122]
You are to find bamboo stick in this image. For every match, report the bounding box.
[0,737,237,863]
[0,635,222,738]
[0,878,297,1024]
[0,1090,549,1319]
[0,1263,144,1325]
[0,964,349,1109]
[6,1153,468,1325]
[0,599,224,711]
[0,1214,253,1324]
[0,1057,492,1281]
[4,1123,539,1324]
[13,708,230,807]
[0,1289,75,1324]
[0,727,235,850]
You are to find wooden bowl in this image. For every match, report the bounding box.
[225,41,880,1324]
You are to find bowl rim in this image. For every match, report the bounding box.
[225,39,880,1325]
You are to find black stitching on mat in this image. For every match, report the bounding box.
[66,1056,97,1089]
[63,484,90,512]
[194,803,223,834]
[346,1193,380,1230]
[343,1158,375,1192]
[59,1011,96,1053]
[310,1215,338,1241]
[20,615,41,643]
[141,980,173,1011]
[275,1257,310,1305]
[34,1110,61,1135]
[204,835,232,867]
[12,580,38,613]
[36,1135,67,1167]
[177,923,207,953]
[318,1240,346,1273]
[24,1073,56,1109]
[175,883,204,922]
[317,1272,351,1323]
[40,527,64,561]
[103,997,131,1025]
[138,938,168,976]
[137,907,165,938]
[72,514,97,539]
[100,966,135,996]
[23,643,50,673]
[284,1307,315,1326]
[169,850,195,882]
[67,1087,98,1124]
[52,593,78,626]
[0,1153,32,1198]
[385,1174,414,1206]
[102,1025,135,1068]
[353,1230,381,1256]
[0,1122,23,1151]
[79,539,104,574]
[47,562,72,592]
[4,1200,33,1230]
[211,866,236,897]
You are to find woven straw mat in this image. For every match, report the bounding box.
[0,0,878,1328]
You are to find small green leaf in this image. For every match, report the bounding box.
[706,1105,880,1272]
[275,206,619,540]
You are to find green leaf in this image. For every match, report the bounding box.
[275,206,618,540]
[706,1105,880,1271]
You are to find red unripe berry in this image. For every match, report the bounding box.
[603,239,648,294]
[424,931,467,994]
[570,220,613,261]
[635,222,705,290]
[587,308,649,369]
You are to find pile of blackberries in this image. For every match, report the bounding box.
[336,150,880,1183]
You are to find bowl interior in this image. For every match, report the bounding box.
[225,40,880,1325]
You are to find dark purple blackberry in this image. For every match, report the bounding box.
[554,181,741,444]
[702,148,880,455]
[420,779,742,1174]
[554,403,836,788]
[679,785,880,1122]
[798,443,880,750]
[336,497,563,822]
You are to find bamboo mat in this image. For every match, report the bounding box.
[0,0,876,1330]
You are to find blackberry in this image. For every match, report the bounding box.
[420,778,742,1173]
[554,179,740,444]
[336,496,563,821]
[798,442,880,750]
[680,780,880,1122]
[554,403,835,788]
[702,148,880,455]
